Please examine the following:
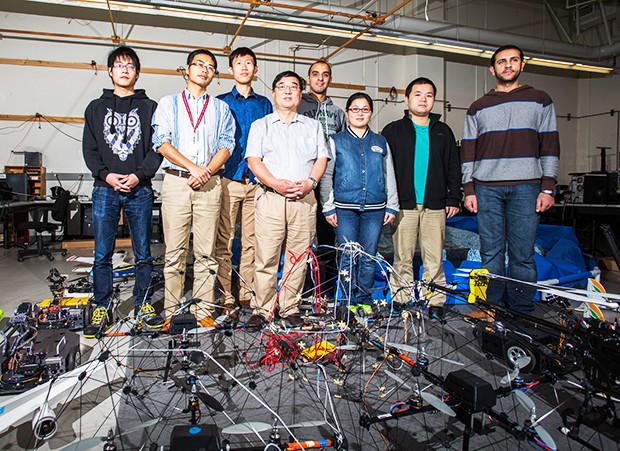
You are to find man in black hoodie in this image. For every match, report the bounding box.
[82,46,164,338]
[382,77,461,319]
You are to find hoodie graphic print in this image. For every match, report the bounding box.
[103,107,141,161]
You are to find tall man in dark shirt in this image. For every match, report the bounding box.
[462,45,560,313]
[215,47,272,318]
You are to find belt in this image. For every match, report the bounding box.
[165,168,191,179]
[165,168,225,178]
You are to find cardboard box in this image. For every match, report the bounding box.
[62,238,132,250]
[598,257,619,272]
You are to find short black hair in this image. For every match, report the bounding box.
[107,46,140,73]
[228,47,257,66]
[405,77,437,97]
[308,60,332,77]
[272,71,305,91]
[186,49,218,72]
[490,45,524,66]
[346,92,373,112]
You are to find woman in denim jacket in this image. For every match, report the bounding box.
[320,92,399,309]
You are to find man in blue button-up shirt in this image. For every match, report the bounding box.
[152,49,235,327]
[215,48,272,319]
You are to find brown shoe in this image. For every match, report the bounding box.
[162,318,171,332]
[466,309,495,322]
[199,316,216,328]
[218,305,239,322]
[239,298,252,307]
[245,314,265,331]
[282,313,305,327]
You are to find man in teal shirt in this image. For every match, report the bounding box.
[382,77,461,319]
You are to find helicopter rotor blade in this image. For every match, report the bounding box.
[534,424,557,450]
[500,368,519,385]
[514,356,531,369]
[197,391,225,412]
[383,369,413,391]
[420,392,456,417]
[286,420,327,429]
[222,422,273,435]
[513,390,536,415]
[58,418,162,451]
[57,437,105,451]
[119,417,161,437]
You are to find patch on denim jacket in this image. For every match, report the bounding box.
[370,145,383,153]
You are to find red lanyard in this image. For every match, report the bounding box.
[182,92,210,138]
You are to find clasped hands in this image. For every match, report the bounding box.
[187,164,212,190]
[273,178,313,201]
[105,173,139,193]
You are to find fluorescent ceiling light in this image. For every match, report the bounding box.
[21,0,616,74]
[432,42,485,56]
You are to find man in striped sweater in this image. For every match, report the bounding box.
[461,45,560,313]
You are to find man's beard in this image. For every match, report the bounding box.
[496,68,520,83]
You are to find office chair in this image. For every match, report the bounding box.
[17,188,70,262]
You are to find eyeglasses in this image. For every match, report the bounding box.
[190,61,218,74]
[112,62,136,71]
[348,107,371,114]
[274,84,301,92]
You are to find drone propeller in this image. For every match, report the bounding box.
[169,374,224,412]
[532,422,557,450]
[513,389,535,413]
[383,372,457,419]
[453,269,620,307]
[539,288,619,308]
[335,344,363,351]
[222,422,273,435]
[500,356,532,385]
[387,342,464,367]
[513,390,557,450]
[222,420,326,435]
[420,392,456,417]
[383,369,414,391]
[58,418,161,451]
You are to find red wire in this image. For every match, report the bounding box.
[268,247,312,321]
[244,332,302,372]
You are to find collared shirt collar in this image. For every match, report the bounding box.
[346,124,369,139]
[184,88,208,101]
[270,111,301,124]
[232,85,257,99]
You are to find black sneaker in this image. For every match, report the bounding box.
[84,306,112,338]
[136,303,165,329]
[428,305,444,321]
[282,313,305,328]
[245,314,265,332]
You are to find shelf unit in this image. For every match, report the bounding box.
[4,165,47,199]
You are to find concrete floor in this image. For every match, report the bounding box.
[0,240,619,451]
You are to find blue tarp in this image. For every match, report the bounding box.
[367,217,597,305]
[444,217,597,304]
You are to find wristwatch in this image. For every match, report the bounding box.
[309,177,318,189]
[541,189,556,196]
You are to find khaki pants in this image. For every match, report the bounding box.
[391,206,446,306]
[253,188,316,318]
[161,173,221,317]
[215,178,257,305]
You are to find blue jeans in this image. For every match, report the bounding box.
[92,185,154,308]
[476,183,539,313]
[334,208,384,305]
